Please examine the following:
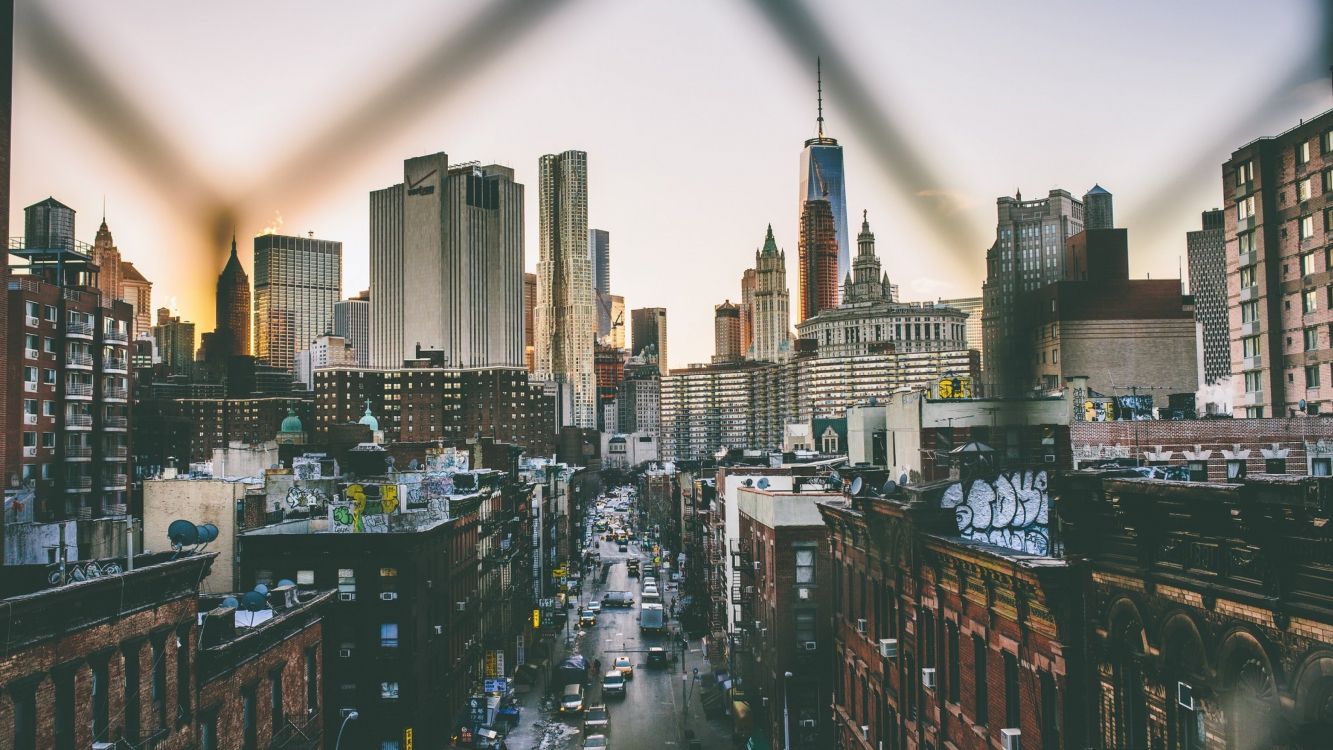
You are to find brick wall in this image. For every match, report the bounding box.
[199,617,323,747]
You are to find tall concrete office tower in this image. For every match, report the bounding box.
[369,153,525,369]
[535,150,597,428]
[214,234,251,357]
[590,228,612,340]
[253,233,342,372]
[333,290,370,367]
[1187,209,1229,385]
[1084,184,1114,230]
[981,188,1084,396]
[799,59,849,286]
[631,307,669,375]
[751,225,792,363]
[798,198,839,322]
[713,301,742,363]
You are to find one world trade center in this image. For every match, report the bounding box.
[799,59,849,292]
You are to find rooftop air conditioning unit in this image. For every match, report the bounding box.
[798,719,816,728]
[338,648,353,658]
[380,592,398,601]
[803,641,818,651]
[856,618,867,634]
[338,592,356,602]
[1001,728,1021,750]
[878,638,898,659]
[921,667,937,688]
[1177,681,1194,711]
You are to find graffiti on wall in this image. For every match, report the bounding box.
[939,470,1050,555]
[285,485,329,509]
[330,483,400,533]
[427,448,469,473]
[292,456,322,480]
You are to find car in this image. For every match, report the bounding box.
[642,585,659,598]
[587,601,602,614]
[579,609,597,627]
[613,655,634,678]
[584,704,610,732]
[583,734,610,749]
[560,683,585,713]
[618,544,628,553]
[601,669,626,697]
[648,647,668,668]
[642,577,657,588]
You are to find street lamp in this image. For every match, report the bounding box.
[782,672,793,750]
[334,710,359,750]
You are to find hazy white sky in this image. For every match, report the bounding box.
[10,0,1329,367]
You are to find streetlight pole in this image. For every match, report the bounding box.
[334,710,359,750]
[782,671,793,750]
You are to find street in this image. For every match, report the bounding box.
[504,499,732,750]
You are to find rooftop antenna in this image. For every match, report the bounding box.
[816,57,825,138]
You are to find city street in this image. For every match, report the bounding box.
[505,502,732,750]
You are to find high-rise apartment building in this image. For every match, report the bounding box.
[1226,109,1333,417]
[631,307,669,375]
[535,150,597,428]
[370,153,525,369]
[120,261,151,335]
[713,300,742,363]
[981,188,1086,396]
[332,289,370,367]
[798,199,838,322]
[524,272,537,372]
[213,234,251,358]
[152,310,196,375]
[1187,209,1229,385]
[939,296,983,369]
[799,61,849,285]
[252,232,342,372]
[751,226,792,363]
[740,268,757,357]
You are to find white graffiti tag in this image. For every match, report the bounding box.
[939,470,1049,555]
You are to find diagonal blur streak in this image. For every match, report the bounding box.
[744,0,987,261]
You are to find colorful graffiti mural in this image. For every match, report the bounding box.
[331,483,400,533]
[939,470,1050,555]
[427,447,469,473]
[285,485,329,509]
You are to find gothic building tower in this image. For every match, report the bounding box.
[214,234,251,358]
[751,225,792,363]
[841,211,893,304]
[89,217,123,307]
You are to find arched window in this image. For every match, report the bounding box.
[1109,613,1148,748]
[1225,650,1277,750]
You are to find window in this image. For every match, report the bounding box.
[54,668,74,750]
[381,681,400,700]
[1299,178,1313,202]
[271,667,285,734]
[921,610,935,670]
[1237,195,1255,221]
[1301,214,1316,240]
[1314,457,1332,475]
[946,621,960,704]
[1325,130,1333,154]
[973,635,989,725]
[306,648,319,714]
[151,635,167,727]
[91,657,110,739]
[297,569,315,585]
[1299,140,1312,165]
[1040,671,1060,750]
[12,681,36,750]
[43,369,56,385]
[794,547,815,584]
[1266,457,1288,474]
[1242,336,1262,358]
[1235,160,1253,186]
[338,568,356,596]
[1239,265,1257,288]
[381,622,399,647]
[1308,365,1322,388]
[1237,231,1254,255]
[1303,253,1319,277]
[124,643,142,741]
[1240,300,1260,323]
[1004,651,1021,729]
[1244,371,1263,393]
[1306,327,1320,351]
[200,710,219,750]
[1304,289,1319,313]
[242,684,258,750]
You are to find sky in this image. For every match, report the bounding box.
[9,0,1330,368]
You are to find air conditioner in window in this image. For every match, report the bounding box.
[456,601,468,611]
[338,648,353,658]
[434,625,444,635]
[1043,454,1056,463]
[753,561,761,571]
[803,641,818,651]
[798,719,816,728]
[1001,728,1021,750]
[1177,681,1194,711]
[93,743,115,750]
[338,592,356,602]
[878,638,898,659]
[856,618,867,634]
[921,667,936,688]
[860,725,869,740]
[380,592,398,601]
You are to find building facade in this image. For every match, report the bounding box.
[799,198,839,322]
[524,272,537,373]
[714,300,742,363]
[751,226,792,363]
[590,227,612,339]
[1188,209,1230,386]
[800,66,850,283]
[332,289,370,368]
[535,150,597,428]
[740,267,757,357]
[120,260,152,336]
[153,309,196,376]
[631,306,669,374]
[370,154,525,370]
[214,234,251,359]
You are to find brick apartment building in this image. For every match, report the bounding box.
[0,551,329,750]
[133,394,313,469]
[734,483,837,749]
[1225,107,1333,417]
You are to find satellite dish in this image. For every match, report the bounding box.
[221,596,240,609]
[881,480,898,496]
[196,523,219,545]
[849,477,864,496]
[757,478,770,489]
[240,591,268,612]
[898,472,909,486]
[167,519,199,547]
[829,470,841,483]
[254,583,270,596]
[742,479,754,487]
[277,579,296,588]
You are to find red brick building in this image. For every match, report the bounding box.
[799,198,839,322]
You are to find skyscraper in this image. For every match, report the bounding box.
[607,294,625,349]
[799,60,849,286]
[524,272,537,372]
[1187,210,1229,386]
[369,153,525,370]
[333,289,370,367]
[120,262,152,335]
[713,301,742,363]
[153,311,197,375]
[89,217,122,307]
[739,268,757,357]
[214,233,251,358]
[253,233,342,372]
[981,188,1085,396]
[798,198,838,322]
[631,307,669,375]
[590,228,612,340]
[535,150,597,428]
[751,225,792,363]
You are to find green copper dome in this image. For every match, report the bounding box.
[358,400,379,432]
[280,408,303,433]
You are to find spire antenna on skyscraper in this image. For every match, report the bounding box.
[816,57,825,138]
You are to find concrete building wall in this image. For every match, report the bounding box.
[143,479,249,593]
[1037,318,1199,397]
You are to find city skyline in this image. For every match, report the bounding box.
[7,1,1330,368]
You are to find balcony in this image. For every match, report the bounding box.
[103,474,128,489]
[65,414,93,430]
[66,382,93,399]
[66,353,93,369]
[64,476,93,493]
[103,358,128,373]
[66,322,94,339]
[103,386,128,401]
[65,446,92,460]
[104,416,129,430]
[1241,320,1261,337]
[104,329,128,343]
[104,446,129,459]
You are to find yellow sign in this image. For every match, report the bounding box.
[553,566,566,578]
[937,377,972,399]
[404,728,413,750]
[485,650,499,678]
[532,609,541,629]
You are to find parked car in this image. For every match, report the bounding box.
[601,669,626,697]
[648,647,668,668]
[613,655,634,678]
[583,734,610,749]
[579,609,597,627]
[560,683,585,713]
[584,704,610,732]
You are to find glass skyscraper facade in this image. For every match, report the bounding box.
[800,139,849,289]
[253,233,342,372]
